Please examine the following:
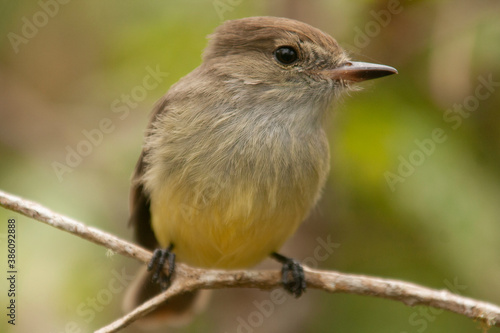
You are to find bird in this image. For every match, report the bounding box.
[124,16,397,327]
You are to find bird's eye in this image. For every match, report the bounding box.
[274,46,298,65]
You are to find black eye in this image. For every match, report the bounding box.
[274,46,298,65]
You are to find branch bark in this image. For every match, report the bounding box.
[1,189,499,332]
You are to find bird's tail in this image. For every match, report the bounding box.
[123,266,211,329]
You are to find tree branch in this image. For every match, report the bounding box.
[1,189,499,332]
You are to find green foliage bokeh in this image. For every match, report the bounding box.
[1,1,499,332]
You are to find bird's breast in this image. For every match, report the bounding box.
[146,110,330,268]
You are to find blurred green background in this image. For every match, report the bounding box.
[1,0,500,332]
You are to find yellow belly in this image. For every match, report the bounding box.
[144,111,330,269]
[150,180,310,269]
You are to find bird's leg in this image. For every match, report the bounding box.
[147,243,176,291]
[271,252,306,298]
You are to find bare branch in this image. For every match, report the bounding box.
[0,189,152,265]
[1,189,499,332]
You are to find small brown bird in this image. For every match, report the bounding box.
[124,16,396,327]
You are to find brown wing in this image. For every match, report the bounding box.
[128,97,169,250]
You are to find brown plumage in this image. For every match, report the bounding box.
[124,16,396,328]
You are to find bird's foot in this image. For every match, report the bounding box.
[147,243,176,291]
[271,252,306,298]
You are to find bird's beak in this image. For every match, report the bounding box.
[325,61,398,82]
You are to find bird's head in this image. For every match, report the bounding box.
[203,16,397,105]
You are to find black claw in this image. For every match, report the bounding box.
[271,252,306,298]
[148,244,176,291]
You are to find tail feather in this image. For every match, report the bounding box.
[123,266,211,329]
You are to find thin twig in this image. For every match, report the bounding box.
[1,189,499,333]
